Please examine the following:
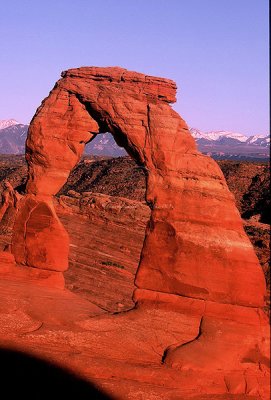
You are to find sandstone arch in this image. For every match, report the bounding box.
[11,66,265,308]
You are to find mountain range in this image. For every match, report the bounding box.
[0,119,269,160]
[0,120,28,154]
[189,127,270,146]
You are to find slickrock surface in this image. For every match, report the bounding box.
[0,67,269,399]
[0,270,269,399]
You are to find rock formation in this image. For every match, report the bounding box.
[0,67,269,398]
[12,67,265,306]
[0,180,21,232]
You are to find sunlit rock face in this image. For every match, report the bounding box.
[11,66,265,307]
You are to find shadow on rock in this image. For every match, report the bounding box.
[0,347,113,399]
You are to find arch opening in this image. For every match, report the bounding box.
[79,94,147,168]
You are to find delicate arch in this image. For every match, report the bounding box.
[11,67,265,307]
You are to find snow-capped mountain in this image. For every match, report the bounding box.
[188,128,269,160]
[0,119,20,130]
[189,128,248,143]
[85,133,126,156]
[245,134,270,146]
[189,128,269,147]
[0,122,28,154]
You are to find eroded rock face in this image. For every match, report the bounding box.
[0,181,21,234]
[12,195,69,271]
[11,66,266,308]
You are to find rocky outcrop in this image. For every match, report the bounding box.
[219,161,270,224]
[0,180,21,234]
[0,67,268,395]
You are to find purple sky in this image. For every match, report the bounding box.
[0,0,269,135]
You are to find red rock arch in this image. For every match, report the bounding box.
[11,67,265,308]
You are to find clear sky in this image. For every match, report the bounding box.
[0,0,269,135]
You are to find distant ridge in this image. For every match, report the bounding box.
[189,127,270,147]
[0,119,269,159]
[188,127,269,160]
[0,120,28,154]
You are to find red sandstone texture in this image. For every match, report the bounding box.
[0,67,269,399]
